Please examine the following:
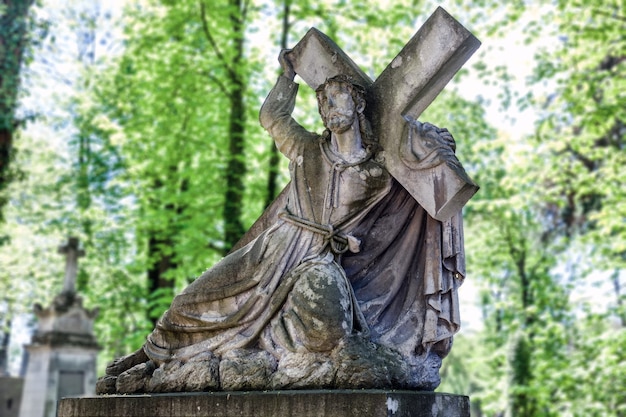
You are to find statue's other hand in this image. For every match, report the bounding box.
[402,116,457,163]
[279,49,296,81]
[434,126,456,152]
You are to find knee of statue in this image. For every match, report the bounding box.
[283,260,355,352]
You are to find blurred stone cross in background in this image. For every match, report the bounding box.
[58,237,85,294]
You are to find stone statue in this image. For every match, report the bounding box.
[97,10,479,395]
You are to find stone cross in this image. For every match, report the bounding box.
[234,7,480,251]
[58,237,85,294]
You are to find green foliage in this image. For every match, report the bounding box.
[64,0,268,336]
[530,1,626,273]
[439,1,626,415]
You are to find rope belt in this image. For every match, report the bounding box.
[279,211,361,254]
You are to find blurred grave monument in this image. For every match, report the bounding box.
[19,237,99,417]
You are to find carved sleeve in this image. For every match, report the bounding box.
[259,76,318,160]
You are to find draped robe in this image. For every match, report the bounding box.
[143,75,466,368]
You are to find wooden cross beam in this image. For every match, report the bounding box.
[233,7,480,251]
[58,236,85,293]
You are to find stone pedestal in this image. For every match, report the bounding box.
[57,390,469,417]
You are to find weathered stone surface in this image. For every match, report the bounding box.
[33,290,98,348]
[98,7,478,395]
[284,7,480,221]
[332,336,409,389]
[20,238,100,417]
[148,354,220,392]
[58,391,470,417]
[20,341,100,417]
[0,376,24,417]
[270,352,335,389]
[58,236,85,294]
[219,349,276,391]
[289,28,373,90]
[111,352,222,394]
[95,374,117,395]
[116,361,156,394]
[369,6,482,220]
[105,347,149,376]
[371,7,481,120]
[234,7,480,250]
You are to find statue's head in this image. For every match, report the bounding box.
[316,75,367,134]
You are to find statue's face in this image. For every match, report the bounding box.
[318,83,357,134]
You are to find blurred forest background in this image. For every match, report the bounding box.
[0,0,624,415]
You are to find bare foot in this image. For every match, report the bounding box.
[105,347,149,376]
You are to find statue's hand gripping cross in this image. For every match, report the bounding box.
[236,7,480,250]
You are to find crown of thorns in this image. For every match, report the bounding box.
[315,74,366,96]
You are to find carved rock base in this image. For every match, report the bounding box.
[98,337,442,394]
[58,390,470,417]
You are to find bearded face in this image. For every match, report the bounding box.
[318,83,357,134]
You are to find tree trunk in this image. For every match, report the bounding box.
[0,319,11,376]
[509,334,535,417]
[147,233,177,326]
[265,0,291,208]
[506,229,538,417]
[146,177,187,326]
[0,0,36,222]
[222,0,247,252]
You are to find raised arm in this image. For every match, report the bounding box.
[259,50,317,159]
